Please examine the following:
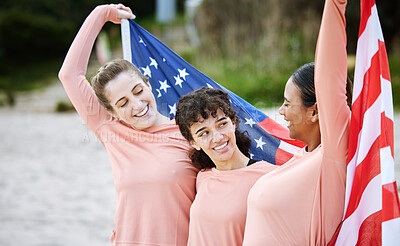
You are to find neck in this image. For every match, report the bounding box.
[213,148,250,170]
[155,113,170,126]
[304,127,321,152]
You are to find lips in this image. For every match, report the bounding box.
[213,141,228,151]
[284,119,291,128]
[135,105,149,117]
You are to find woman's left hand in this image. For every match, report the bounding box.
[111,3,135,19]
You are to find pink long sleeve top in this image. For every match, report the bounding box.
[243,0,350,245]
[58,6,198,246]
[187,161,277,246]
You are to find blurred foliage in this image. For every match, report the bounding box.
[55,100,74,113]
[195,0,399,57]
[389,55,400,110]
[0,0,188,95]
[192,0,400,108]
[0,0,399,110]
[0,0,157,69]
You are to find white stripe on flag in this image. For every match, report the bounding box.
[336,175,383,245]
[121,19,132,63]
[344,155,356,216]
[381,76,394,121]
[380,147,395,185]
[352,4,384,102]
[278,140,301,154]
[355,94,381,167]
[382,217,400,246]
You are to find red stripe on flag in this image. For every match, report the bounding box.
[359,0,374,37]
[382,182,400,222]
[327,222,342,246]
[344,137,381,220]
[378,40,391,82]
[347,49,382,163]
[274,148,293,166]
[257,118,306,148]
[356,211,382,245]
[380,112,394,156]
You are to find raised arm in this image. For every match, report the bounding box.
[58,5,133,132]
[315,0,350,159]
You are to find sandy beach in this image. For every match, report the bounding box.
[0,82,399,246]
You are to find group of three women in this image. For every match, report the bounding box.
[59,0,351,245]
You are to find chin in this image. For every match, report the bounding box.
[130,119,155,130]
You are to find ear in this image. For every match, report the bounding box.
[309,103,319,123]
[190,140,201,151]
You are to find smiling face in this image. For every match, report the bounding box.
[189,109,238,164]
[105,71,160,130]
[278,77,318,143]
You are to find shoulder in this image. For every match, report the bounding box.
[253,161,278,172]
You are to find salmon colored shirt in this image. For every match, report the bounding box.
[243,0,350,245]
[188,161,277,246]
[58,6,198,246]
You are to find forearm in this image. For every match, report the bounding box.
[58,6,118,128]
[315,0,350,157]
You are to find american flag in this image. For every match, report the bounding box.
[328,0,400,245]
[120,19,305,165]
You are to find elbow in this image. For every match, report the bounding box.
[58,66,70,84]
[58,69,64,82]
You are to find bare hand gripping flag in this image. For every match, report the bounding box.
[120,19,305,165]
[329,0,400,245]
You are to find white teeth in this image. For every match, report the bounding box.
[135,105,148,117]
[214,142,228,150]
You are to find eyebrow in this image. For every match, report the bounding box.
[114,83,141,106]
[194,116,228,135]
[284,97,290,102]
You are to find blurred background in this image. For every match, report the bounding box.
[0,0,399,245]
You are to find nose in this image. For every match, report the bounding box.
[130,96,144,111]
[212,131,223,143]
[278,103,285,115]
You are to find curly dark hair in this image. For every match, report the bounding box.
[175,87,251,169]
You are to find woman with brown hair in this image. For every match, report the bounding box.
[243,0,352,244]
[58,4,198,245]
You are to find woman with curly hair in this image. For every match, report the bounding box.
[175,87,277,245]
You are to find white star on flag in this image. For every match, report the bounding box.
[250,153,254,159]
[178,68,189,81]
[244,118,256,127]
[174,75,184,88]
[156,89,162,98]
[141,66,151,78]
[255,137,266,150]
[139,36,146,46]
[149,57,158,69]
[169,103,177,116]
[159,80,171,93]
